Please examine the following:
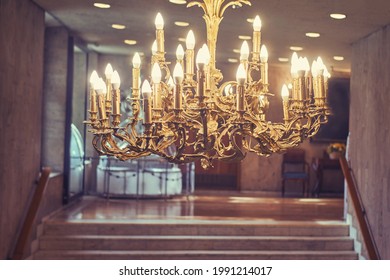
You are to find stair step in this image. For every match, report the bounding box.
[43,221,349,237]
[34,250,358,260]
[39,235,354,251]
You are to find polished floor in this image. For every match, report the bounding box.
[51,192,345,224]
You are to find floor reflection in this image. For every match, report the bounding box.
[52,193,344,223]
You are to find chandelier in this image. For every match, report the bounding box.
[85,0,330,168]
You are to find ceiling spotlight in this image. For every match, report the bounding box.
[305,32,320,38]
[278,57,289,62]
[233,49,240,54]
[169,0,187,4]
[290,46,303,51]
[238,35,251,40]
[174,21,189,27]
[112,24,126,30]
[228,58,239,63]
[333,56,345,61]
[330,13,347,20]
[124,40,137,45]
[247,18,254,23]
[178,37,186,43]
[93,2,111,9]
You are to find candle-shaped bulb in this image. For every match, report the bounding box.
[303,57,310,72]
[155,12,164,30]
[152,40,158,55]
[291,52,299,77]
[141,80,152,98]
[281,84,289,98]
[240,41,250,60]
[291,52,299,66]
[167,76,174,89]
[253,15,262,31]
[101,79,107,94]
[311,60,319,77]
[173,62,184,84]
[236,64,246,85]
[196,47,206,69]
[297,57,306,71]
[111,70,121,89]
[132,52,141,68]
[151,62,162,84]
[260,45,268,63]
[224,84,232,96]
[105,63,113,79]
[317,56,325,71]
[94,77,104,92]
[176,44,185,60]
[202,44,210,65]
[90,70,99,86]
[186,30,195,50]
[323,65,331,78]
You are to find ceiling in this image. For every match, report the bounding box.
[33,0,390,73]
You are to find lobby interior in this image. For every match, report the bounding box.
[1,0,390,260]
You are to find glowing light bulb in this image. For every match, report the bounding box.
[236,64,246,85]
[176,44,185,60]
[151,63,162,84]
[281,84,289,98]
[90,70,99,86]
[240,41,250,60]
[186,30,195,50]
[253,15,262,31]
[132,52,141,68]
[260,45,268,63]
[173,62,184,84]
[105,63,113,79]
[155,13,164,29]
[141,80,152,98]
[111,70,121,89]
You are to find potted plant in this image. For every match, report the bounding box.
[326,143,346,159]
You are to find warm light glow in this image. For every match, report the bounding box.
[112,24,126,30]
[278,57,289,62]
[155,13,164,30]
[260,45,268,63]
[224,84,232,96]
[253,15,261,31]
[111,70,121,89]
[141,80,152,98]
[173,62,184,84]
[233,49,240,54]
[305,32,320,38]
[176,44,185,60]
[152,40,157,54]
[281,84,289,98]
[317,57,325,71]
[174,21,189,27]
[303,57,310,72]
[90,70,99,86]
[240,41,250,60]
[311,60,319,77]
[124,39,137,45]
[93,77,104,92]
[236,64,246,84]
[333,56,344,61]
[105,63,113,79]
[228,58,238,63]
[132,52,141,68]
[323,66,331,78]
[93,2,110,9]
[291,52,299,76]
[290,46,303,51]
[186,30,195,50]
[151,63,162,83]
[196,48,206,67]
[101,79,107,94]
[330,13,347,20]
[239,35,251,40]
[167,77,174,89]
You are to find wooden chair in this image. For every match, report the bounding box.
[281,148,309,197]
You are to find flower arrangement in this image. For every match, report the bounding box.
[326,143,346,159]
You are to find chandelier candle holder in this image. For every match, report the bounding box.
[85,0,330,168]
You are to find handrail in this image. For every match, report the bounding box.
[339,155,380,260]
[9,167,51,260]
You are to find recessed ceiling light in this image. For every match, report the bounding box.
[178,37,186,43]
[174,21,189,27]
[247,18,254,23]
[228,58,239,63]
[305,32,320,38]
[330,13,347,20]
[290,46,303,51]
[112,24,126,30]
[239,35,251,40]
[333,56,345,61]
[278,57,289,62]
[124,40,137,45]
[93,2,110,9]
[169,0,187,4]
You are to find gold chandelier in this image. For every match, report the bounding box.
[85,0,330,168]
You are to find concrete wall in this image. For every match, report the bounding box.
[0,0,45,259]
[349,24,390,259]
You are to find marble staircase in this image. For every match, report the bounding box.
[32,220,358,260]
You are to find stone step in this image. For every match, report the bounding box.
[43,221,349,237]
[39,235,354,251]
[33,250,358,260]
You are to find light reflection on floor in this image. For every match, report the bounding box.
[51,193,345,224]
